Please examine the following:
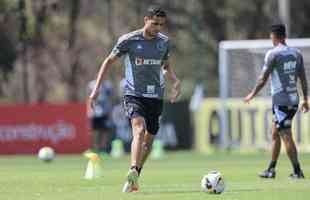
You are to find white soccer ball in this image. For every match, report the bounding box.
[38,147,55,162]
[201,171,225,194]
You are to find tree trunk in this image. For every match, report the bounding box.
[18,0,30,103]
[67,0,81,101]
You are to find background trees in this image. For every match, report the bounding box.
[0,0,309,103]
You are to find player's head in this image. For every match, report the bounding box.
[143,5,166,38]
[270,24,286,46]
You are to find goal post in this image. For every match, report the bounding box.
[218,38,310,149]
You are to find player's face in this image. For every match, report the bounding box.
[270,33,278,46]
[270,33,286,46]
[144,16,166,37]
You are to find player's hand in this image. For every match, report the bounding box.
[301,101,309,113]
[87,90,99,115]
[244,92,254,104]
[170,79,181,103]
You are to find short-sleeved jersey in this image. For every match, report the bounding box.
[262,44,305,106]
[110,29,169,99]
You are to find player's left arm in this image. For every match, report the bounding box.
[162,60,181,103]
[297,54,309,113]
[244,53,274,103]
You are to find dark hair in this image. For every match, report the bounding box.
[146,5,166,18]
[271,24,286,38]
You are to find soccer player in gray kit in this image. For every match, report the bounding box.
[88,5,181,192]
[245,24,308,179]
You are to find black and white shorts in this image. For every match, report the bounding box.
[272,104,298,131]
[91,115,112,131]
[123,95,163,135]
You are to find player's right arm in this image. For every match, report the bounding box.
[88,54,118,109]
[297,54,309,113]
[88,35,130,110]
[244,51,274,103]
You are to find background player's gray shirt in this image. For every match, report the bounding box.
[110,29,169,99]
[263,44,305,106]
[88,80,113,117]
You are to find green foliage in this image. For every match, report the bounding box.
[0,0,18,11]
[1,0,310,102]
[0,0,18,80]
[0,32,16,77]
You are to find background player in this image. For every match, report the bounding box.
[244,24,308,179]
[87,79,114,154]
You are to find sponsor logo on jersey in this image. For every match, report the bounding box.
[289,93,298,102]
[289,75,296,84]
[283,61,297,74]
[286,86,297,92]
[147,85,155,94]
[135,57,161,66]
[136,44,143,50]
[142,93,159,98]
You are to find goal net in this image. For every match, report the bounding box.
[219,38,310,99]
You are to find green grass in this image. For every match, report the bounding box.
[0,152,310,200]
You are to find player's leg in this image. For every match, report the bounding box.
[98,129,109,153]
[138,98,163,176]
[122,116,145,192]
[277,105,304,179]
[270,122,281,168]
[98,116,113,153]
[130,116,146,168]
[122,96,146,192]
[259,122,280,178]
[93,130,100,151]
[91,117,101,152]
[280,129,304,179]
[139,132,155,175]
[122,117,145,193]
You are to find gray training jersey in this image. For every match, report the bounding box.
[263,43,305,105]
[88,80,113,117]
[110,29,169,99]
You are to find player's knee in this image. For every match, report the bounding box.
[281,132,290,141]
[132,119,145,136]
[143,141,152,153]
[281,130,294,143]
[272,131,280,140]
[133,127,145,138]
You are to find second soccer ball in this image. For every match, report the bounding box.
[38,146,55,162]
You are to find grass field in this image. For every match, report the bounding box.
[0,152,309,200]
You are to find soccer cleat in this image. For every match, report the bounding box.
[288,171,305,179]
[122,168,139,193]
[259,169,276,178]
